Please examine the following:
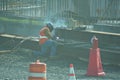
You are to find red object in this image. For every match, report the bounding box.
[86,36,105,76]
[70,64,73,68]
[28,60,46,80]
[69,64,76,80]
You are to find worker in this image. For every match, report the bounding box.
[39,23,57,59]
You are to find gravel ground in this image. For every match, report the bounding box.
[0,48,120,80]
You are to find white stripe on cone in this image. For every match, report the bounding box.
[29,72,46,77]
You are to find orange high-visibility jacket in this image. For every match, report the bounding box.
[39,27,50,45]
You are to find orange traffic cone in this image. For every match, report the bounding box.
[68,64,76,80]
[86,36,105,76]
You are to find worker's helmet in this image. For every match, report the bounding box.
[46,23,54,32]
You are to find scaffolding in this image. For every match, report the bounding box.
[0,0,120,26]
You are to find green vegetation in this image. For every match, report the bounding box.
[0,17,43,25]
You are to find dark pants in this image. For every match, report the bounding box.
[40,40,57,57]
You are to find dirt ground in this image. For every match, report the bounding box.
[0,48,120,80]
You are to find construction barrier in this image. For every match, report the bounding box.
[28,60,46,80]
[68,64,76,80]
[86,36,105,76]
